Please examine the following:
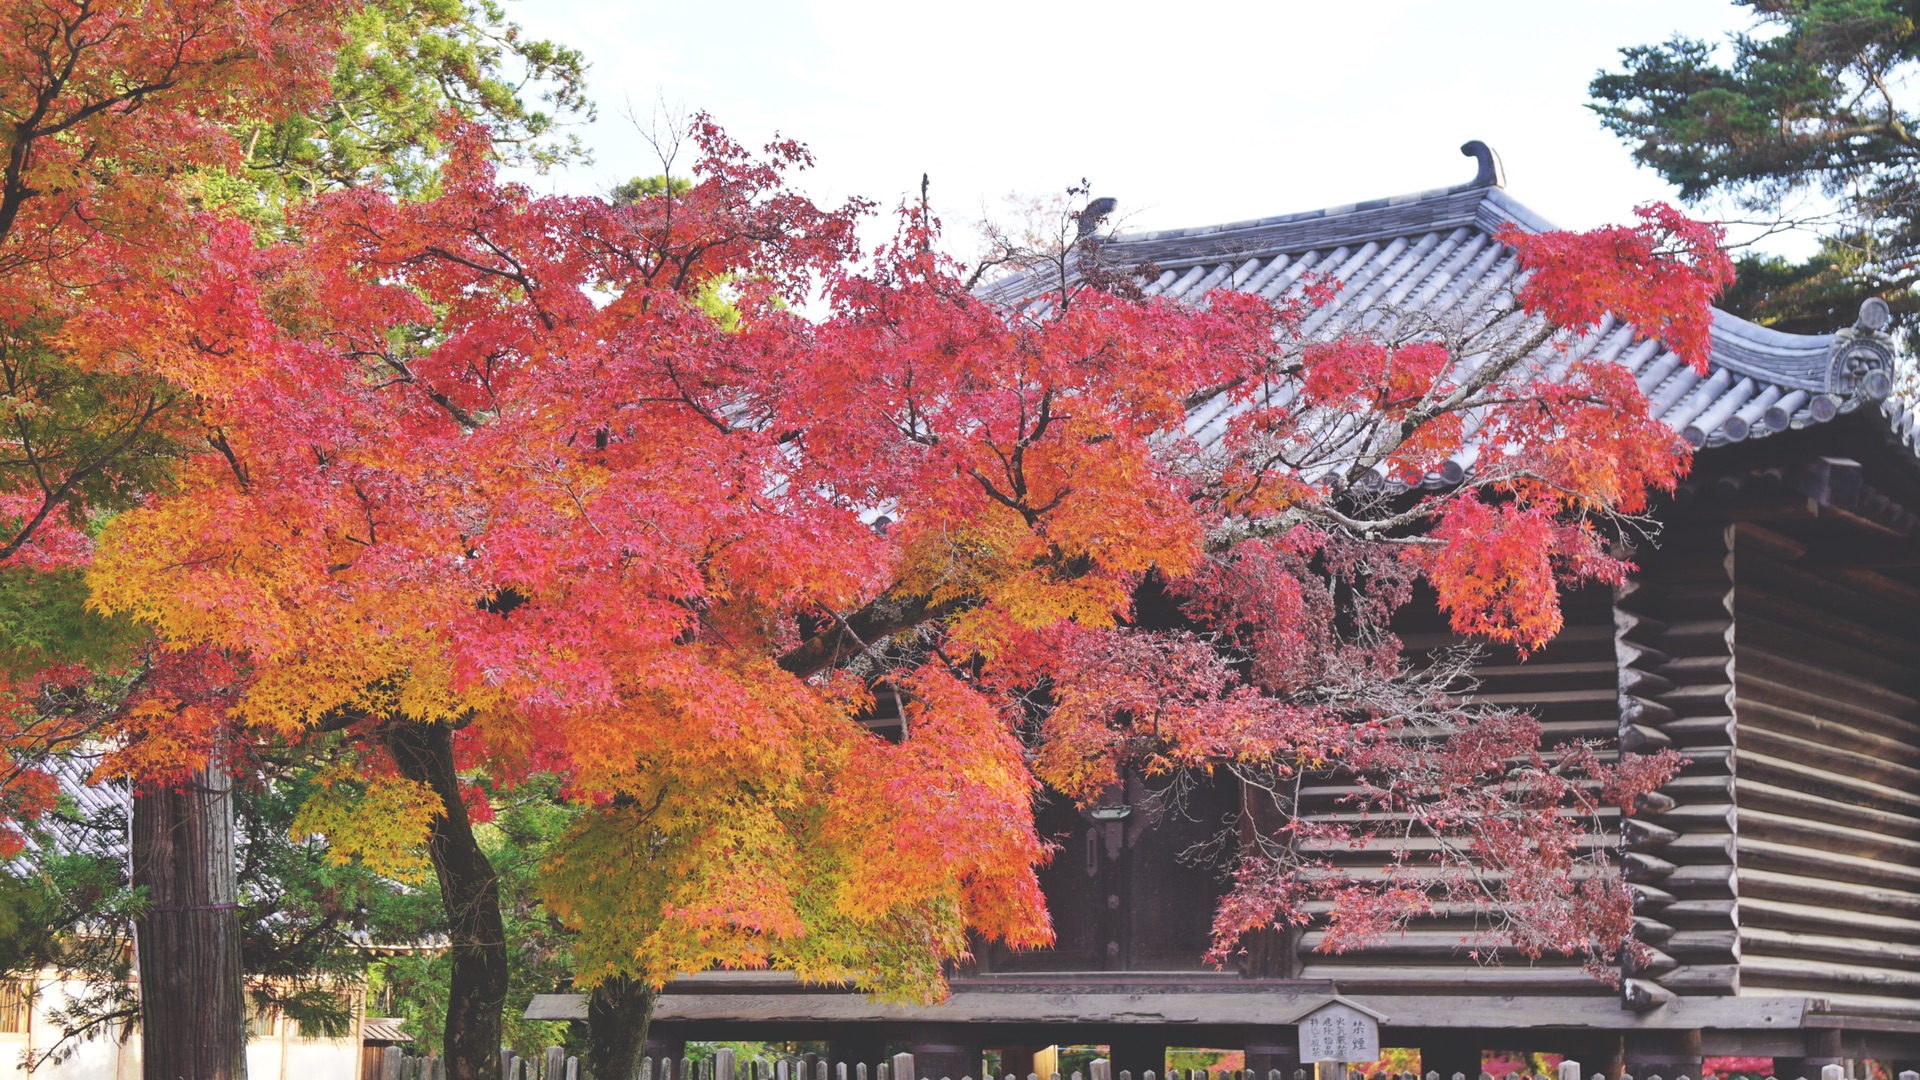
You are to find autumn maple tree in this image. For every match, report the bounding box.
[35,77,1730,1077]
[2,6,1732,1073]
[0,3,363,1077]
[0,0,611,1076]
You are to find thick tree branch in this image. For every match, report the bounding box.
[776,592,963,679]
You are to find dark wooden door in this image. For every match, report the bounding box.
[981,773,1233,974]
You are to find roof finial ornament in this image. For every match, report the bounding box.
[1857,295,1891,332]
[1821,297,1897,409]
[1076,196,1118,240]
[1457,141,1505,190]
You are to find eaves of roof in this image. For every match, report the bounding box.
[2,749,129,872]
[983,143,1912,484]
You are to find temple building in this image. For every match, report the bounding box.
[530,144,1920,1079]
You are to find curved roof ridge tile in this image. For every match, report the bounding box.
[1115,183,1470,244]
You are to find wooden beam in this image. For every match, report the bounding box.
[1742,954,1920,993]
[1741,868,1920,920]
[1741,837,1920,893]
[1743,927,1920,969]
[1733,523,1809,563]
[1737,779,1920,842]
[1741,897,1920,945]
[1738,807,1920,863]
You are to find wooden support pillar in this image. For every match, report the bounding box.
[828,1036,889,1073]
[910,1026,981,1080]
[1245,1027,1303,1079]
[1556,1035,1623,1080]
[1418,1037,1481,1080]
[1108,1037,1165,1080]
[646,1033,688,1075]
[1623,1030,1702,1080]
[999,1047,1042,1080]
[1592,1036,1626,1080]
[1773,1031,1843,1080]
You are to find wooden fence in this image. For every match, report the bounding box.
[367,1043,584,1079]
[363,1047,1920,1080]
[631,1056,1916,1080]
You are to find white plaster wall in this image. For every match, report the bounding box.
[2,976,361,1080]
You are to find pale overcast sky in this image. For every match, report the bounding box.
[508,1,1773,250]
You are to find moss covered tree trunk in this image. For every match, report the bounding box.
[386,720,508,1080]
[586,975,656,1080]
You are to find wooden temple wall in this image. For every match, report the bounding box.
[1617,523,1741,998]
[1287,587,1624,991]
[1725,524,1920,1003]
[981,507,1920,1007]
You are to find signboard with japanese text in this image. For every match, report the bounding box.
[1298,1001,1380,1063]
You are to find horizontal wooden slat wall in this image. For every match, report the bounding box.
[1730,523,1920,1003]
[1618,523,1741,997]
[1289,587,1621,992]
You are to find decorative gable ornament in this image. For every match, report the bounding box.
[1818,296,1897,419]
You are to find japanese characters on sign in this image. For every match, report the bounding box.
[1299,1001,1380,1064]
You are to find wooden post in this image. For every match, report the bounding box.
[909,1028,978,1080]
[893,1052,918,1080]
[648,1037,689,1070]
[1108,1038,1164,1080]
[1245,1028,1302,1079]
[1774,1030,1843,1080]
[1579,1037,1624,1080]
[1622,1031,1701,1080]
[1001,1047,1041,1080]
[1417,1038,1479,1080]
[716,1049,737,1080]
[831,1037,887,1073]
[547,1047,567,1080]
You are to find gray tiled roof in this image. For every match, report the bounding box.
[360,1017,415,1043]
[984,146,1910,482]
[6,749,129,869]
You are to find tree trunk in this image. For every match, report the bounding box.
[386,720,507,1080]
[132,759,247,1080]
[585,975,656,1080]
